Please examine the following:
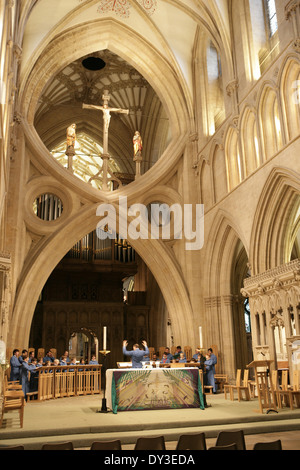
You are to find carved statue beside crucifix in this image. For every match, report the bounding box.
[133,131,143,179]
[65,123,76,172]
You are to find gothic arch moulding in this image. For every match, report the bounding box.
[203,210,249,374]
[249,166,300,275]
[9,205,195,350]
[210,142,227,204]
[19,18,190,136]
[224,125,241,191]
[278,54,300,142]
[257,81,284,161]
[239,105,261,176]
[204,210,249,297]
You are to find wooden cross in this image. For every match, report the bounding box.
[82,90,129,190]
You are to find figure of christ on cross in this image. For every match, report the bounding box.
[82,90,129,190]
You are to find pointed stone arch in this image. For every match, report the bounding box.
[203,210,250,375]
[225,125,241,190]
[278,54,300,141]
[9,202,195,351]
[239,105,261,176]
[19,18,190,138]
[249,167,300,275]
[257,81,283,160]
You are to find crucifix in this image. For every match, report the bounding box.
[82,90,129,190]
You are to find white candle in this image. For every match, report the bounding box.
[199,326,203,349]
[103,326,107,351]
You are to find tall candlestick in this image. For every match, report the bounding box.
[199,326,203,349]
[103,326,107,351]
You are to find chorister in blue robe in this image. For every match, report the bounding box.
[10,352,22,381]
[19,360,36,397]
[204,352,217,393]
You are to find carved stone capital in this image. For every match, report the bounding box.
[285,0,300,19]
[292,38,300,52]
[226,79,239,97]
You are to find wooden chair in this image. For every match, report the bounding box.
[28,347,35,357]
[4,376,22,392]
[148,347,155,360]
[0,390,25,428]
[277,370,300,410]
[214,374,228,393]
[49,348,57,359]
[224,369,241,400]
[215,430,246,450]
[270,370,279,390]
[134,436,166,450]
[37,348,45,360]
[176,432,206,450]
[276,370,292,408]
[159,347,165,359]
[90,440,122,450]
[230,369,250,401]
[208,443,237,450]
[184,346,192,361]
[253,440,282,450]
[41,441,74,450]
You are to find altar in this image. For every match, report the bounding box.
[105,367,205,414]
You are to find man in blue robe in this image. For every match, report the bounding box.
[10,349,22,381]
[204,348,217,393]
[43,350,54,363]
[122,340,149,368]
[19,356,36,397]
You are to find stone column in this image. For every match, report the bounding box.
[285,0,300,51]
[0,251,11,351]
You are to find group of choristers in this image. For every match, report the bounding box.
[10,349,38,398]
[9,349,99,398]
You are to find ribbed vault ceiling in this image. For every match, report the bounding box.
[34,49,170,178]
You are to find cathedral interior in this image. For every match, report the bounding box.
[0,0,300,378]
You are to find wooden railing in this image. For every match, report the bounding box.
[33,365,102,401]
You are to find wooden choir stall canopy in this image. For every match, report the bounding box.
[105,367,205,414]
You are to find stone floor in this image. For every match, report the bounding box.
[0,393,300,450]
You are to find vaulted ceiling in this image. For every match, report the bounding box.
[20,0,232,182]
[34,49,169,176]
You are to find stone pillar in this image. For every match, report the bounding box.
[221,294,236,378]
[0,252,11,346]
[285,0,300,51]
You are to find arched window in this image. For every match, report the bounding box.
[244,298,251,333]
[264,0,278,38]
[51,133,121,191]
[248,0,279,76]
[225,127,241,190]
[206,40,225,134]
[259,86,283,160]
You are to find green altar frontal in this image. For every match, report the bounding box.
[106,367,205,414]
